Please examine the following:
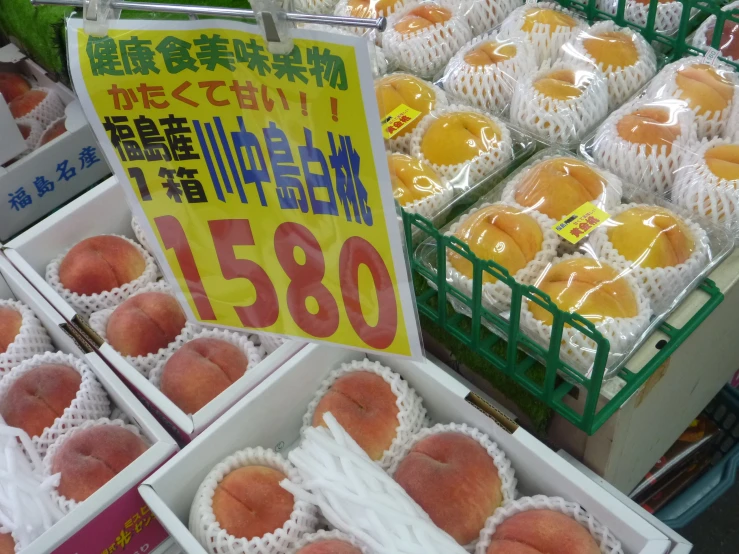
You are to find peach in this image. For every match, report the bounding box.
[607,206,695,269]
[375,74,439,137]
[345,0,397,17]
[394,4,451,35]
[464,40,518,66]
[705,143,739,181]
[521,7,577,34]
[0,306,22,354]
[17,122,32,141]
[52,425,147,502]
[421,111,502,166]
[449,205,543,283]
[0,533,14,554]
[533,69,584,100]
[0,72,30,103]
[706,22,739,61]
[297,541,363,554]
[487,510,599,554]
[616,105,682,154]
[212,465,294,539]
[528,258,638,325]
[514,158,609,220]
[59,235,147,296]
[675,64,734,116]
[634,0,672,5]
[0,364,81,439]
[159,337,249,414]
[312,371,399,460]
[106,292,187,357]
[8,89,48,119]
[388,153,446,204]
[583,30,638,69]
[394,432,502,545]
[39,117,67,146]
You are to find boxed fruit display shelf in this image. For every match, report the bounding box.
[0,252,177,554]
[3,176,305,443]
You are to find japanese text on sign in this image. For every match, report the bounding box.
[553,202,610,244]
[68,19,421,357]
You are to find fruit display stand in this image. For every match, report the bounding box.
[0,251,177,553]
[2,175,305,443]
[140,343,685,554]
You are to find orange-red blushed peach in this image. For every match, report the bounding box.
[394,432,502,545]
[487,509,600,554]
[39,117,67,146]
[0,306,22,354]
[52,425,148,502]
[160,338,249,414]
[106,292,186,357]
[0,533,14,554]
[312,371,399,461]
[0,73,30,103]
[0,364,81,438]
[212,466,294,539]
[297,541,363,554]
[8,89,48,119]
[59,235,146,296]
[616,106,682,154]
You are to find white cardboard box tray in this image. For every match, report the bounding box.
[0,251,177,553]
[141,343,680,554]
[4,175,304,442]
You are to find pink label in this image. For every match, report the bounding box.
[731,369,739,388]
[54,482,169,554]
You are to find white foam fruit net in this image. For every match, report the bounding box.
[692,0,739,60]
[295,0,340,15]
[590,98,697,196]
[509,60,609,145]
[43,417,147,514]
[253,333,287,355]
[560,20,657,111]
[290,529,372,554]
[475,495,624,554]
[0,351,111,459]
[0,420,64,551]
[646,56,739,140]
[301,358,426,470]
[397,167,455,221]
[442,32,537,114]
[597,0,685,36]
[673,138,739,238]
[461,0,523,36]
[444,201,560,315]
[518,253,653,379]
[589,203,711,310]
[190,447,319,554]
[497,2,587,66]
[88,280,202,377]
[17,118,43,153]
[46,234,160,318]
[131,217,155,255]
[0,299,54,377]
[13,88,65,129]
[386,422,517,552]
[383,0,474,79]
[333,0,407,23]
[284,413,468,554]
[410,104,513,183]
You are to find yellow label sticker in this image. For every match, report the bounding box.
[553,202,610,244]
[381,104,421,139]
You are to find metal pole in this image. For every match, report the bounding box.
[29,0,387,30]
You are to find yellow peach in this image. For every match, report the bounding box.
[346,0,397,17]
[388,153,446,204]
[616,106,682,154]
[421,111,502,166]
[705,144,739,181]
[675,64,734,116]
[375,74,438,137]
[583,31,638,69]
[464,40,518,66]
[521,7,577,34]
[394,4,451,35]
[533,69,584,100]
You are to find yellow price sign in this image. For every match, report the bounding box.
[381,104,421,139]
[67,19,421,357]
[553,202,610,244]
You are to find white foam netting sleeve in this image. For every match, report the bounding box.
[460,0,524,36]
[190,447,319,554]
[397,169,454,220]
[597,0,686,36]
[692,0,739,60]
[301,358,426,470]
[295,0,340,15]
[46,234,160,318]
[131,217,155,256]
[0,299,54,377]
[13,88,65,129]
[289,529,372,554]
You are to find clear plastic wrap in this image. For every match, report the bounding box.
[597,0,691,37]
[333,0,407,22]
[416,149,733,379]
[299,24,389,77]
[692,0,739,61]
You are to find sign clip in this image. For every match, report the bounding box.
[82,0,119,36]
[252,0,294,55]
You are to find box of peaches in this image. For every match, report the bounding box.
[3,176,305,443]
[0,247,177,553]
[140,343,688,554]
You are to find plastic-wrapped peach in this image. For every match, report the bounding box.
[0,306,22,354]
[343,0,398,17]
[674,64,734,116]
[616,105,682,154]
[375,74,440,138]
[705,143,739,181]
[705,21,739,61]
[212,466,294,539]
[606,206,695,269]
[583,30,639,69]
[0,364,81,438]
[449,205,543,283]
[520,7,577,34]
[529,258,638,325]
[421,111,502,166]
[486,509,600,554]
[464,40,518,67]
[394,4,451,34]
[312,371,399,460]
[52,425,148,501]
[513,158,609,220]
[533,68,586,100]
[297,541,363,554]
[59,236,146,296]
[388,153,446,205]
[106,292,187,357]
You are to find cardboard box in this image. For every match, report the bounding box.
[0,44,111,242]
[4,175,305,442]
[141,344,680,554]
[0,251,177,553]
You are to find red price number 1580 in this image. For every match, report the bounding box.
[154,215,399,350]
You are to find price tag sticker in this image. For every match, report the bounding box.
[381,104,421,139]
[553,202,610,244]
[67,19,422,357]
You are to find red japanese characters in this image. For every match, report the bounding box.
[0,72,30,103]
[486,510,600,554]
[58,235,147,296]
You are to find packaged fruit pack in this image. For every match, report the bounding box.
[416,149,732,379]
[692,0,739,62]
